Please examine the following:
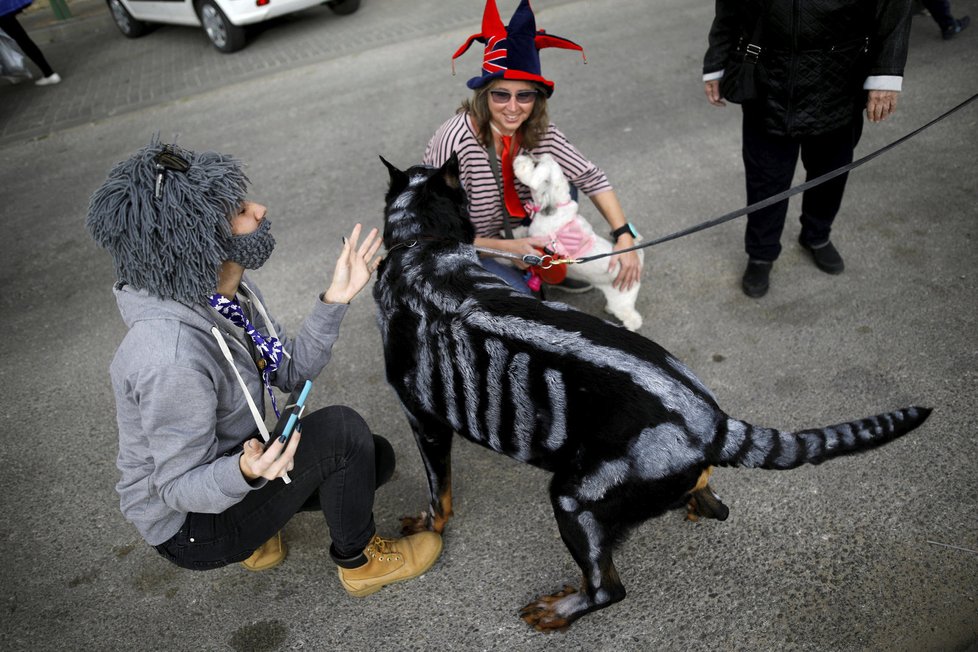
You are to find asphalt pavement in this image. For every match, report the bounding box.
[1,1,977,651]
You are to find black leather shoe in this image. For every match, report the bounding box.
[799,238,844,274]
[943,15,970,39]
[742,260,771,298]
[548,277,593,293]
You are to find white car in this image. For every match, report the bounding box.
[106,0,359,53]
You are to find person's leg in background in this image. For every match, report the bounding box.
[919,0,970,39]
[795,117,863,275]
[740,111,801,297]
[0,12,60,84]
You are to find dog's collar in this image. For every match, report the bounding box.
[385,238,554,268]
[524,200,573,215]
[385,237,458,256]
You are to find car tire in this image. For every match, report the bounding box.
[325,0,360,16]
[197,0,247,53]
[106,0,151,38]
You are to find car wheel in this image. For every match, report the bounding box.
[106,0,151,38]
[325,0,360,15]
[197,0,247,53]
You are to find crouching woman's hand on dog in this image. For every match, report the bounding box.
[322,224,384,304]
[239,433,300,482]
[610,244,642,291]
[589,191,642,291]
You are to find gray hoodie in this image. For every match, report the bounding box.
[109,280,348,545]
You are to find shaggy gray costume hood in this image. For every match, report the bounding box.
[86,139,249,304]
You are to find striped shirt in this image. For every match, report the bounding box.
[423,112,613,238]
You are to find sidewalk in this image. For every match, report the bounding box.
[0,0,496,147]
[18,0,108,44]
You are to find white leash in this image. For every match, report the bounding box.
[240,282,291,361]
[211,326,291,484]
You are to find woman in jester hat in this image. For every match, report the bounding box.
[423,0,642,295]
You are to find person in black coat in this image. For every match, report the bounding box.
[703,0,912,298]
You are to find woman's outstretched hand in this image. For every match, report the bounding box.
[322,224,383,304]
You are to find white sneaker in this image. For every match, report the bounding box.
[35,73,61,86]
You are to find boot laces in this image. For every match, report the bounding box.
[366,535,401,561]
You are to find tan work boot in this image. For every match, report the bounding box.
[337,532,443,597]
[240,531,287,571]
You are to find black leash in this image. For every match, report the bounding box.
[565,92,978,266]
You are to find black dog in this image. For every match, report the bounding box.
[373,154,931,631]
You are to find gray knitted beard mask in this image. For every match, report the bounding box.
[227,217,276,269]
[86,139,249,304]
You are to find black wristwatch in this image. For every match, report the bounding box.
[610,223,638,242]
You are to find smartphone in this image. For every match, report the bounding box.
[269,379,312,447]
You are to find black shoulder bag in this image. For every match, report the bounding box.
[719,12,764,104]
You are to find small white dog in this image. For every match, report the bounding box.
[513,153,643,331]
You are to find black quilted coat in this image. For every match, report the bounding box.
[704,0,912,137]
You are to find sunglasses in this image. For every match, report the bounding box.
[153,144,191,199]
[489,89,540,104]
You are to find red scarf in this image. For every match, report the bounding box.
[498,134,527,219]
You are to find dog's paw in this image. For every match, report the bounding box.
[399,511,432,535]
[512,154,535,186]
[621,313,642,332]
[603,305,643,332]
[518,585,581,631]
[685,485,730,522]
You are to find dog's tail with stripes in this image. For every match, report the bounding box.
[712,406,932,470]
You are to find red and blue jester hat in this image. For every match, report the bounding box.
[452,0,586,98]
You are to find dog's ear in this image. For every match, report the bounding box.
[380,155,409,198]
[423,152,465,202]
[438,151,462,190]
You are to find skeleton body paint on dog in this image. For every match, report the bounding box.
[374,154,932,631]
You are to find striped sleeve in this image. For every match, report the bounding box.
[532,124,613,197]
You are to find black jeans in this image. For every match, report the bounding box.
[921,0,955,31]
[741,111,864,262]
[155,405,395,571]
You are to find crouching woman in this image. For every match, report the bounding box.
[86,140,441,596]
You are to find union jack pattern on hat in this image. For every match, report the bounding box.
[452,0,585,97]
